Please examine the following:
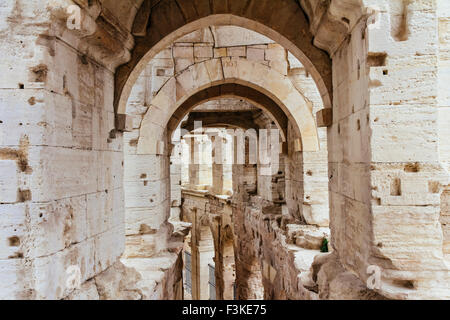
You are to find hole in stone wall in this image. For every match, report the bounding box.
[393,279,415,289]
[357,119,361,131]
[367,52,387,67]
[8,236,20,247]
[8,252,23,259]
[390,178,402,196]
[390,0,412,42]
[17,189,31,202]
[30,64,48,83]
[18,83,24,89]
[79,55,88,65]
[383,70,389,76]
[404,163,420,172]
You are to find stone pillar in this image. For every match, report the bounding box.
[232,131,257,198]
[170,129,182,219]
[0,1,128,299]
[211,134,224,195]
[328,2,450,298]
[222,240,236,300]
[181,138,190,186]
[223,133,233,194]
[190,223,214,300]
[189,136,200,188]
[188,134,212,190]
[235,259,264,300]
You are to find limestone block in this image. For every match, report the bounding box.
[93,261,142,300]
[302,204,330,227]
[175,58,194,73]
[337,162,371,205]
[214,48,227,58]
[0,258,34,299]
[150,77,176,112]
[28,146,98,202]
[371,205,445,271]
[0,204,26,259]
[124,154,168,182]
[247,47,265,61]
[212,26,272,47]
[87,188,124,238]
[194,44,213,59]
[94,226,125,274]
[289,225,330,250]
[186,62,212,93]
[227,46,246,57]
[0,90,73,147]
[97,150,124,192]
[270,61,288,76]
[127,75,147,107]
[339,109,371,164]
[28,195,88,259]
[265,44,286,61]
[173,45,194,59]
[124,179,169,208]
[370,107,439,162]
[124,231,168,259]
[204,58,224,83]
[0,160,18,203]
[125,201,169,235]
[32,239,96,300]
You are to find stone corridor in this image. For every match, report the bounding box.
[0,0,449,300]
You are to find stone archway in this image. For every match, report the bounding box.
[114,0,338,117]
[136,58,319,154]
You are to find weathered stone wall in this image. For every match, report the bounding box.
[328,0,450,299]
[288,56,329,227]
[0,0,130,299]
[1,0,449,300]
[437,0,450,257]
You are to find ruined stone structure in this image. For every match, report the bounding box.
[0,0,449,300]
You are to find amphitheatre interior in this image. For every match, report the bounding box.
[0,0,449,300]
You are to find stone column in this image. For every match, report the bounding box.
[223,133,233,194]
[188,134,212,190]
[188,136,200,188]
[211,134,224,195]
[190,222,215,300]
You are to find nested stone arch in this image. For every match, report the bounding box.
[171,88,289,143]
[136,58,319,154]
[115,0,337,117]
